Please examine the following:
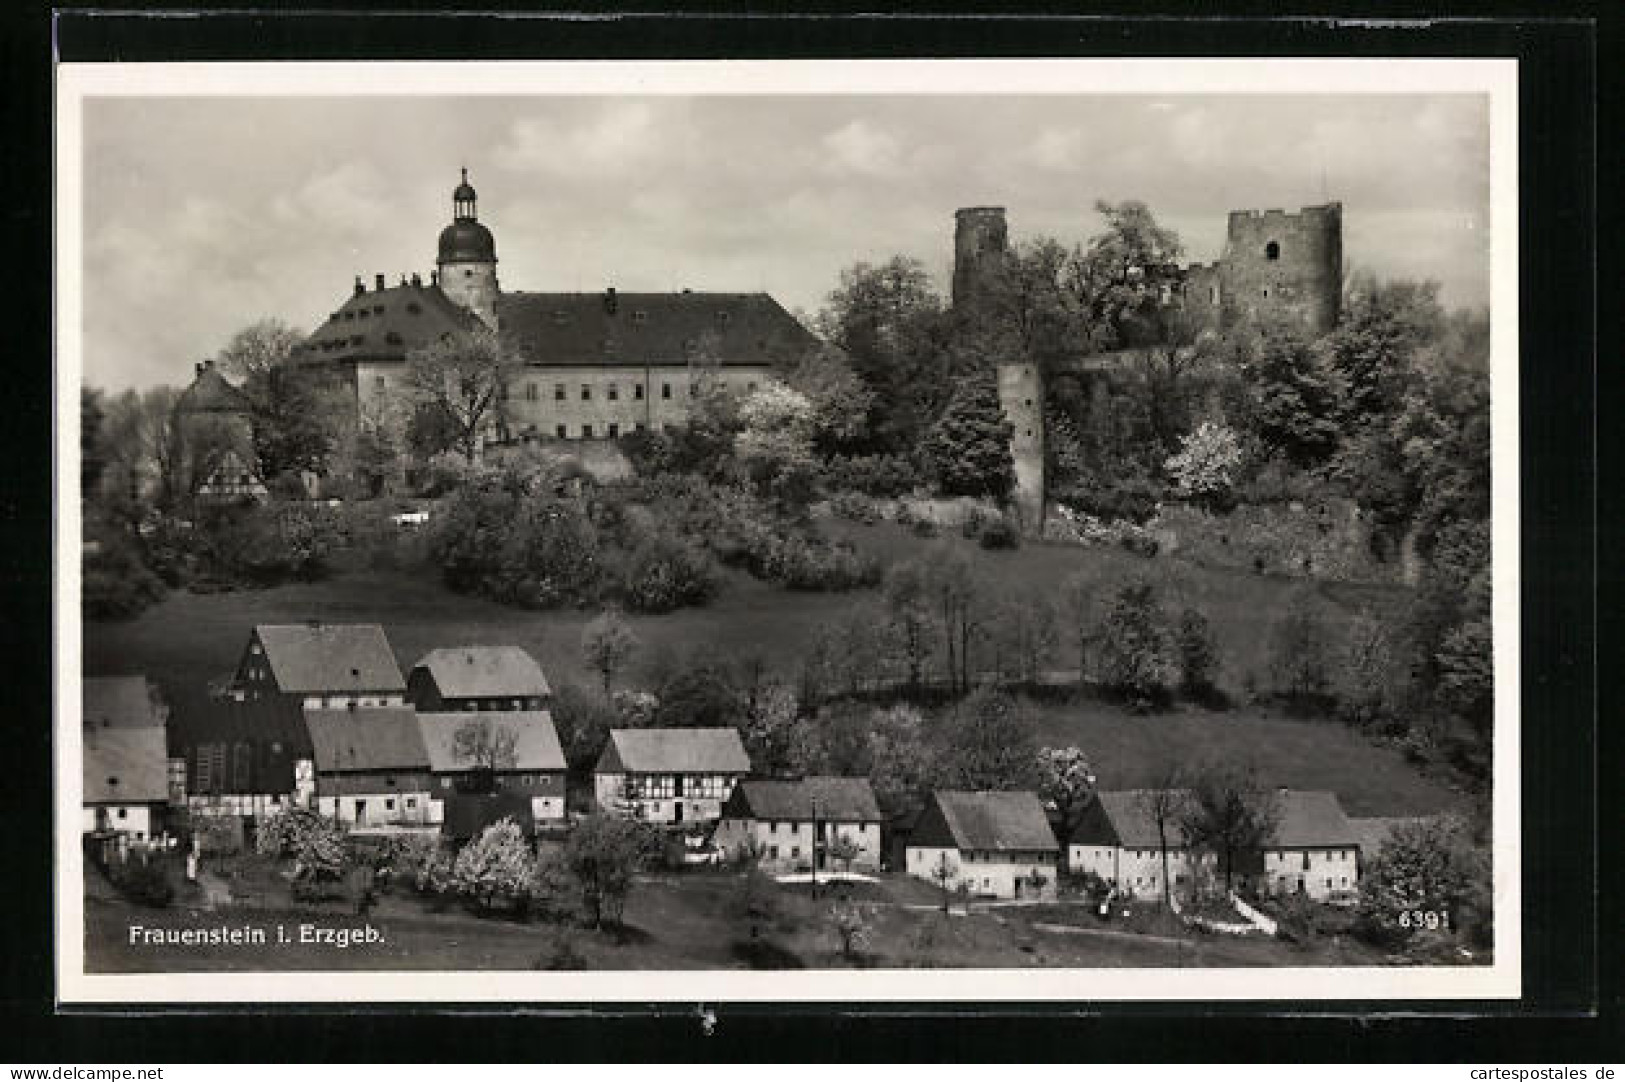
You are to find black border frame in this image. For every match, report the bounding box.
[4,4,1611,1061]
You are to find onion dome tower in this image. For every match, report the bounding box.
[436,168,499,329]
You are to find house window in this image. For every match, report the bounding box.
[581,384,592,401]
[385,799,396,811]
[556,424,568,439]
[526,383,538,401]
[406,797,417,809]
[747,382,758,393]
[661,383,672,400]
[582,424,594,439]
[375,376,386,393]
[1265,240,1281,260]
[441,778,452,789]
[634,383,645,401]
[791,847,800,859]
[608,384,619,401]
[607,423,619,439]
[555,384,566,401]
[117,808,127,820]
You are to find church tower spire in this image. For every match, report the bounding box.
[436,168,499,329]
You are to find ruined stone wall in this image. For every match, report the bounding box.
[1218,203,1343,335]
[1180,261,1224,331]
[996,361,1045,533]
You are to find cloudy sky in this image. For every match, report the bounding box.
[79,93,1489,391]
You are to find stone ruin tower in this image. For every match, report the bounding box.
[951,206,1046,534]
[1214,202,1343,335]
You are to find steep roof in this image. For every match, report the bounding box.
[254,623,404,694]
[1270,790,1358,848]
[411,646,551,701]
[165,686,313,757]
[916,791,1058,853]
[83,726,169,805]
[596,727,751,775]
[304,707,428,773]
[83,676,165,731]
[174,362,252,414]
[1076,790,1191,849]
[496,291,820,369]
[291,280,481,368]
[415,710,566,774]
[725,777,882,823]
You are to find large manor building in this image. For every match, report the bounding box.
[288,171,821,447]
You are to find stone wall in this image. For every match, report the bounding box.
[1219,203,1343,335]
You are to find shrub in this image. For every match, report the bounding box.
[255,807,349,884]
[977,514,1021,550]
[828,491,882,525]
[822,453,921,498]
[109,856,174,907]
[617,531,720,613]
[452,817,538,913]
[82,533,167,619]
[1054,476,1162,525]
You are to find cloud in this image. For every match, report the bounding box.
[493,103,666,177]
[1023,128,1090,171]
[820,119,905,178]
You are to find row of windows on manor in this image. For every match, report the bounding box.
[371,375,760,402]
[627,774,733,799]
[1088,847,1357,864]
[1113,871,1354,892]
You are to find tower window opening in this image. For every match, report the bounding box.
[1265,241,1281,260]
[464,269,472,278]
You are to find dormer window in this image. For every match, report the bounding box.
[716,311,731,326]
[633,310,648,324]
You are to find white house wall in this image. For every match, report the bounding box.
[904,845,1059,900]
[1262,847,1360,901]
[714,819,882,872]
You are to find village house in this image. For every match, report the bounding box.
[406,645,552,712]
[1071,788,1363,904]
[593,727,751,825]
[904,790,1061,900]
[1258,789,1362,903]
[416,710,567,822]
[165,687,314,818]
[305,706,437,828]
[714,776,883,874]
[231,622,406,709]
[82,724,170,840]
[1069,790,1216,899]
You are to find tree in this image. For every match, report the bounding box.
[214,318,305,386]
[928,547,984,693]
[581,610,638,696]
[783,345,876,455]
[1164,421,1244,510]
[1358,814,1490,952]
[1179,761,1279,894]
[1270,600,1335,709]
[1174,606,1220,699]
[1327,275,1442,425]
[254,807,349,885]
[940,688,1039,791]
[452,715,520,780]
[1138,761,1189,909]
[826,834,862,875]
[740,684,817,778]
[1060,572,1095,681]
[563,813,649,928]
[828,902,873,962]
[1094,578,1176,710]
[1335,613,1402,730]
[1247,324,1345,468]
[1064,200,1186,351]
[451,817,537,912]
[249,364,337,480]
[732,865,782,941]
[735,379,819,513]
[405,327,516,463]
[987,590,1059,685]
[918,374,1015,500]
[882,558,936,692]
[930,851,960,913]
[1436,619,1493,735]
[1036,746,1097,858]
[865,705,937,822]
[81,388,107,494]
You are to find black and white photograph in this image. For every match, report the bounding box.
[55,58,1519,1003]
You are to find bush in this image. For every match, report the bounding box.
[617,531,720,613]
[452,817,538,913]
[1057,476,1163,525]
[977,514,1021,550]
[822,454,921,498]
[108,856,174,907]
[82,533,167,619]
[828,491,882,525]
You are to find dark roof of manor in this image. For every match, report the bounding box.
[1072,790,1191,850]
[253,623,405,695]
[163,687,311,795]
[305,706,429,774]
[495,291,820,369]
[1073,789,1359,851]
[1270,790,1358,848]
[912,791,1059,853]
[723,776,882,823]
[291,280,481,368]
[410,646,551,701]
[175,362,252,414]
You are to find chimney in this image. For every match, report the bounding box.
[204,359,214,370]
[411,272,422,287]
[604,287,619,314]
[375,273,386,291]
[355,276,365,295]
[430,270,439,286]
[194,361,203,375]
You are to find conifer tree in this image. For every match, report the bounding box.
[920,375,1015,500]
